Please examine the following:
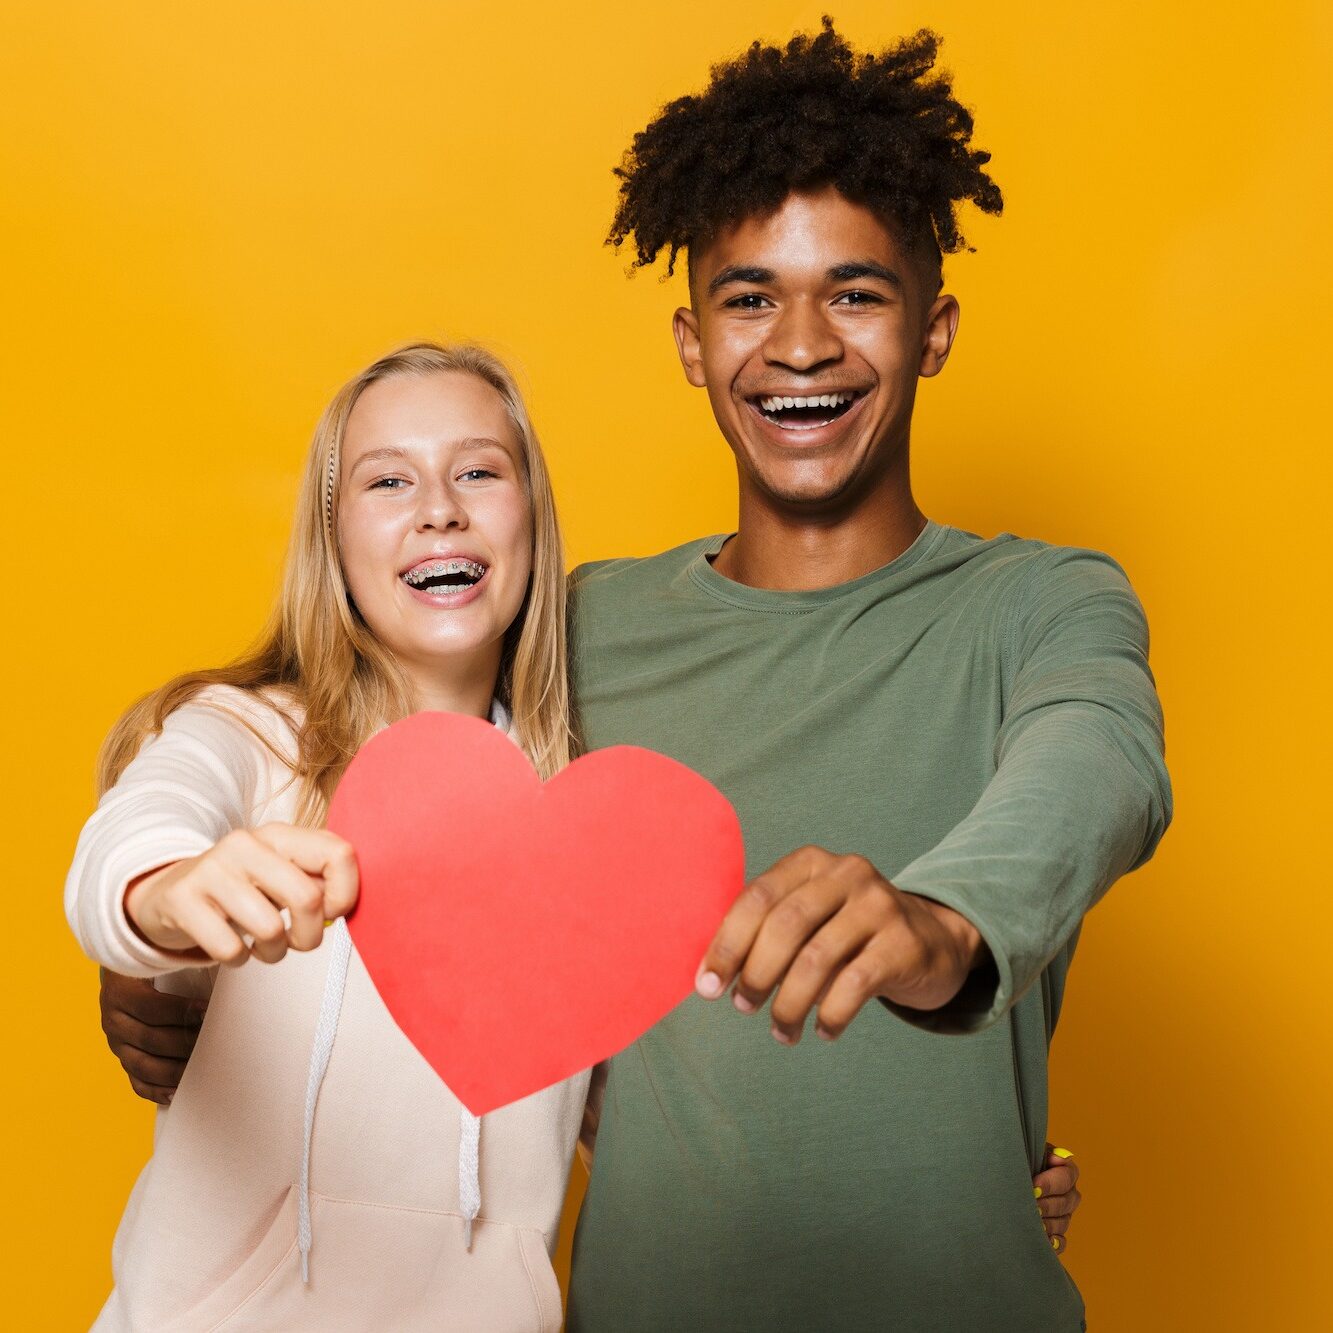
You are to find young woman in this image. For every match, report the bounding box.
[66,343,581,1330]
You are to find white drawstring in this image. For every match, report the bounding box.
[298,917,352,1284]
[459,1109,481,1248]
[296,704,507,1277]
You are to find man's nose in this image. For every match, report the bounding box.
[416,479,468,531]
[762,298,843,372]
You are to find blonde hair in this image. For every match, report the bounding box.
[97,342,572,820]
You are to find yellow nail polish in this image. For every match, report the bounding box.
[1051,1237,1060,1251]
[1033,1186,1042,1198]
[1052,1147,1074,1159]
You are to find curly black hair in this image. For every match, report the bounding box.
[608,19,1002,279]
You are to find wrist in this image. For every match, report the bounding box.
[925,899,987,976]
[123,861,183,947]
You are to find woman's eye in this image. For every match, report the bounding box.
[370,477,409,490]
[458,468,497,482]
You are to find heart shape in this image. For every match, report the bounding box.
[327,712,745,1115]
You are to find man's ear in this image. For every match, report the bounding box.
[920,294,961,378]
[672,306,707,388]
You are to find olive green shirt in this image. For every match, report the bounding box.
[565,521,1171,1332]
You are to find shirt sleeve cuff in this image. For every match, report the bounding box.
[97,835,215,978]
[879,878,1018,1036]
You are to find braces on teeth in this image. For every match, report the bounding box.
[403,559,487,587]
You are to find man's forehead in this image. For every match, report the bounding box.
[688,189,925,288]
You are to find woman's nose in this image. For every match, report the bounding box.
[763,299,843,372]
[416,480,468,531]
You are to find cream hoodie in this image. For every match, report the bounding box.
[66,687,588,1332]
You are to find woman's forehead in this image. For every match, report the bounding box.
[345,370,519,457]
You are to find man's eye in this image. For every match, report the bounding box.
[834,290,883,306]
[725,293,771,310]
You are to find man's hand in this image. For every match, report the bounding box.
[99,968,204,1105]
[694,846,986,1042]
[1035,1144,1082,1254]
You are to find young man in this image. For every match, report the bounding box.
[562,22,1168,1331]
[97,22,1164,1330]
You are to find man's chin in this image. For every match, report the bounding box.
[747,466,865,512]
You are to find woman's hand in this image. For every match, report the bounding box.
[124,824,359,966]
[1034,1144,1082,1254]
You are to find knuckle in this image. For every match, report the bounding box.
[745,879,778,912]
[839,964,875,996]
[711,938,738,967]
[216,937,246,965]
[770,897,812,935]
[254,919,286,944]
[292,886,323,915]
[791,845,826,876]
[793,936,831,972]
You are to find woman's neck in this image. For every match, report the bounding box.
[403,656,500,719]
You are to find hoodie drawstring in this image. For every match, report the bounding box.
[459,1109,481,1248]
[298,916,352,1284]
[296,916,485,1281]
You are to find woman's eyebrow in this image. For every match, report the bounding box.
[349,438,509,473]
[349,446,410,472]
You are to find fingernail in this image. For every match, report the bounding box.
[815,1023,834,1041]
[732,992,757,1014]
[1052,1147,1074,1159]
[164,1091,174,1105]
[1051,1237,1060,1251]
[1033,1186,1042,1199]
[696,970,724,999]
[771,1025,794,1045]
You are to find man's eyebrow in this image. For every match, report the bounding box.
[707,265,777,295]
[828,261,903,289]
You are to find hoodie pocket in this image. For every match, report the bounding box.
[171,1187,562,1332]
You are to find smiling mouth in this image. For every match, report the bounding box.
[749,390,865,431]
[401,558,489,592]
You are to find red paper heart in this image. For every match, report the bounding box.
[326,712,745,1115]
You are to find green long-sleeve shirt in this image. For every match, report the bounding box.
[565,521,1171,1332]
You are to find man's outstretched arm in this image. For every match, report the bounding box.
[696,547,1172,1038]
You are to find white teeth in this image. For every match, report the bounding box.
[758,391,857,413]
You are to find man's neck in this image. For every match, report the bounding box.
[712,487,928,592]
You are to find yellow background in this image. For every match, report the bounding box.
[3,2,1328,1327]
